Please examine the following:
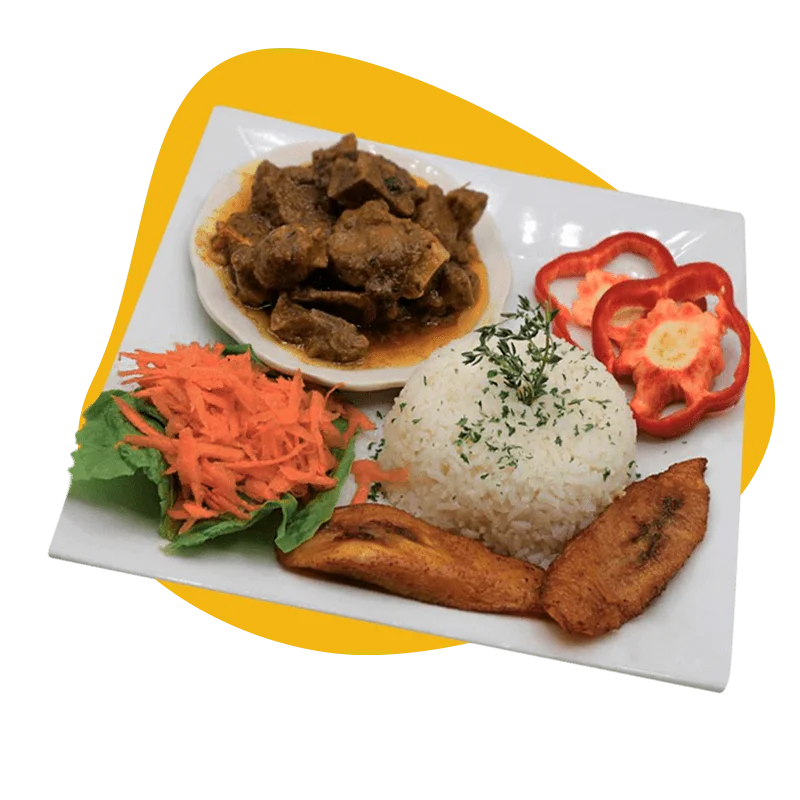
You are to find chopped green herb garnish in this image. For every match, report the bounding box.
[462,296,562,408]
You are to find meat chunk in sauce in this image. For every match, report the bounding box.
[413,185,461,258]
[229,249,275,308]
[327,151,418,217]
[270,294,369,363]
[280,165,316,185]
[447,187,488,236]
[289,287,378,326]
[327,200,450,301]
[250,160,334,232]
[438,263,480,311]
[206,135,488,363]
[209,212,271,266]
[249,224,328,291]
[312,134,358,190]
[413,185,488,264]
[415,263,480,317]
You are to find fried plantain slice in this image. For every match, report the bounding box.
[277,504,545,615]
[540,458,710,636]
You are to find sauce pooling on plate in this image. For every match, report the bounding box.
[195,134,490,368]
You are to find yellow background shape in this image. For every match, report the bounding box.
[81,49,774,655]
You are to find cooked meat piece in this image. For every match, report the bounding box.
[311,133,358,190]
[415,283,448,316]
[328,200,450,300]
[327,151,418,217]
[235,224,327,293]
[250,159,334,231]
[437,263,480,311]
[281,164,316,184]
[289,287,378,326]
[269,294,369,363]
[447,187,488,236]
[412,185,486,265]
[209,212,271,265]
[229,248,276,308]
[414,185,459,251]
[277,504,545,615]
[413,263,480,317]
[540,459,710,637]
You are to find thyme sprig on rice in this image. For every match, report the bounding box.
[462,296,562,406]
[456,297,565,469]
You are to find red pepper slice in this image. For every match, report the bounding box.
[591,262,750,438]
[571,269,632,330]
[534,232,680,345]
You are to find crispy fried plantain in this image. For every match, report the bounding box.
[277,504,545,615]
[540,458,710,636]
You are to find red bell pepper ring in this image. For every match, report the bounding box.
[591,262,750,438]
[534,232,705,346]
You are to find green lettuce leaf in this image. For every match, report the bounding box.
[164,494,299,553]
[275,433,356,553]
[71,390,178,539]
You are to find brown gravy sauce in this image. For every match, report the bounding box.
[195,163,489,370]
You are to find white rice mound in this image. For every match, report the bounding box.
[378,334,637,567]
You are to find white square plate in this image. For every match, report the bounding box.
[50,107,746,691]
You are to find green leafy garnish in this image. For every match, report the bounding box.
[71,391,178,540]
[274,434,357,553]
[166,495,298,552]
[462,296,561,407]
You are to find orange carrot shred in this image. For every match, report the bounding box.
[350,460,409,505]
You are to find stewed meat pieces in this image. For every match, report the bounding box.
[311,134,358,190]
[209,212,271,266]
[289,287,378,326]
[229,224,327,307]
[416,262,480,317]
[229,251,275,308]
[207,133,488,363]
[253,224,328,290]
[270,294,369,363]
[327,151,419,217]
[414,185,488,264]
[328,200,450,301]
[251,160,334,232]
[413,185,464,261]
[447,187,488,236]
[438,263,480,311]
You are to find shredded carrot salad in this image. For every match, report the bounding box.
[114,343,374,534]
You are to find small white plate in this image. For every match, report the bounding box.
[188,140,513,390]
